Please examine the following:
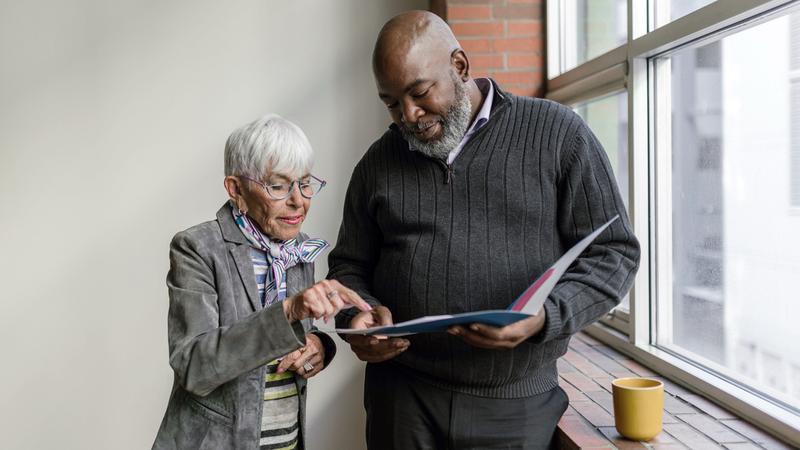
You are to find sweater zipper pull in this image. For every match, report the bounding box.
[441,162,452,184]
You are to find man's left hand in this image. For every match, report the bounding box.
[447,308,546,350]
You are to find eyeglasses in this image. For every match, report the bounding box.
[240,174,327,200]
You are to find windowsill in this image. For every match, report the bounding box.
[555,331,796,449]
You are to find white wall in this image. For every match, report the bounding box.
[0,1,425,448]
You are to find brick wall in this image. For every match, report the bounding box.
[440,0,545,97]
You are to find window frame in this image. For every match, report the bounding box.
[545,0,800,445]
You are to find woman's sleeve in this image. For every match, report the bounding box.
[166,231,306,397]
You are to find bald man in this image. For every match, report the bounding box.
[329,10,640,449]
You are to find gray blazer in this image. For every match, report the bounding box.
[153,203,336,450]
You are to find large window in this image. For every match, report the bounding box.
[548,0,627,76]
[654,0,717,27]
[548,0,800,444]
[654,13,800,412]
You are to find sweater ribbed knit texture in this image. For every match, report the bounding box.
[330,82,640,398]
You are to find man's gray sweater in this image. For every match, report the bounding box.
[330,83,640,398]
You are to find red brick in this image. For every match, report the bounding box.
[557,414,615,449]
[663,394,697,415]
[493,4,542,20]
[450,0,504,4]
[460,38,492,53]
[557,358,577,373]
[663,422,721,448]
[617,358,658,377]
[508,53,543,68]
[507,20,542,36]
[572,400,616,427]
[563,350,608,378]
[493,37,541,52]
[563,406,578,416]
[676,414,746,444]
[590,376,615,393]
[452,21,504,37]
[598,427,650,449]
[719,420,794,449]
[559,379,589,402]
[448,5,491,20]
[677,394,737,420]
[561,371,605,393]
[647,429,683,445]
[505,84,544,98]
[580,346,629,372]
[663,411,680,424]
[493,70,541,85]
[469,54,504,69]
[471,69,491,79]
[584,389,615,415]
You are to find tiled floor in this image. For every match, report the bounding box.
[556,332,794,449]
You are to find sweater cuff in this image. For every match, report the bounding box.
[311,330,337,367]
[529,298,562,344]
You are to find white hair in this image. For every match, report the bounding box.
[224,114,314,179]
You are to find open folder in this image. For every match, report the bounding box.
[336,215,619,337]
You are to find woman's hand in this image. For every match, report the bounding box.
[277,333,325,379]
[282,279,372,323]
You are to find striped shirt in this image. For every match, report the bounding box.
[251,248,300,450]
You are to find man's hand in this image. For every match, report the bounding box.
[277,333,325,379]
[345,306,410,363]
[447,308,546,350]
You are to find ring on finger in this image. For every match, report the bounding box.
[303,361,314,372]
[325,290,339,299]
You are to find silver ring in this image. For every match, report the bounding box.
[325,290,339,299]
[303,362,314,372]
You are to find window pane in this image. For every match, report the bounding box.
[573,91,629,311]
[656,8,800,410]
[654,0,716,28]
[549,0,627,77]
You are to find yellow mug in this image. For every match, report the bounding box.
[612,377,664,441]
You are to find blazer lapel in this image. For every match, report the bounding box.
[231,244,261,312]
[217,202,261,312]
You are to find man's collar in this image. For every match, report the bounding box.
[467,77,494,134]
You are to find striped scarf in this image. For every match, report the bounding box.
[231,204,328,305]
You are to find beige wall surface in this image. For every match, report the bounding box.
[0,1,425,448]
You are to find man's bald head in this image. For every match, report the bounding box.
[370,10,482,160]
[372,10,461,77]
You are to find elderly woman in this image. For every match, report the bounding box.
[153,114,371,450]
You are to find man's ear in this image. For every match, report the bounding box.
[451,48,471,81]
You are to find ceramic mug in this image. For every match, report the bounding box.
[612,377,664,441]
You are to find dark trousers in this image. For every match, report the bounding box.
[363,362,569,450]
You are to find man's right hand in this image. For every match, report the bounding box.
[345,306,410,363]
